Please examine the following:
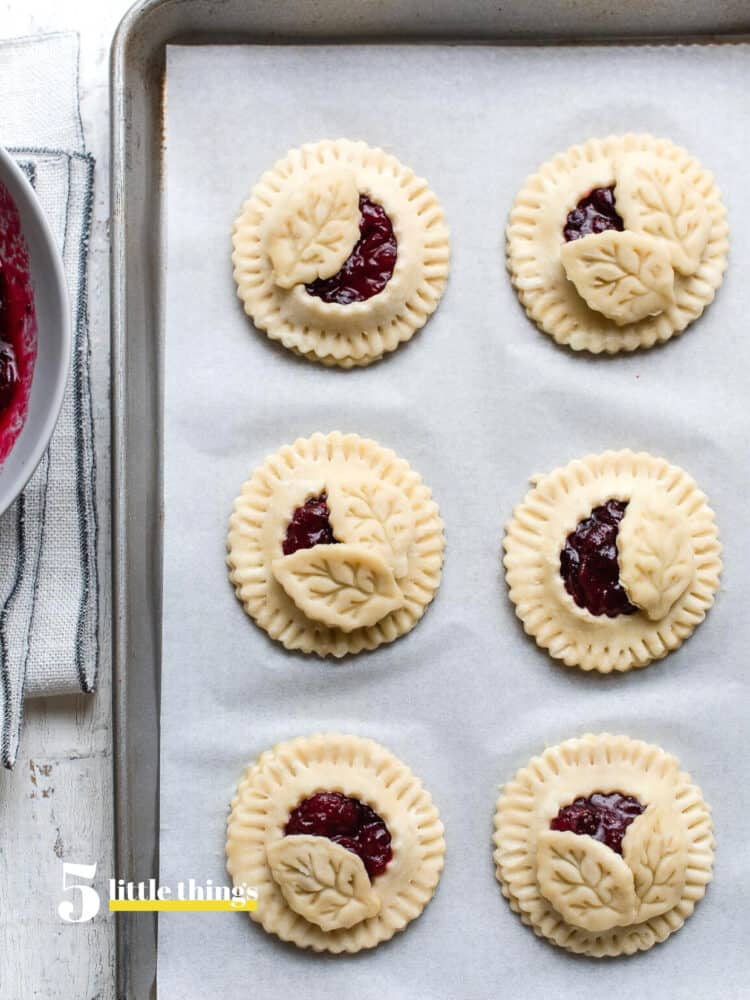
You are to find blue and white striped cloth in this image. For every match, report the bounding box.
[0,32,98,768]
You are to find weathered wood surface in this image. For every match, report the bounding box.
[0,3,126,997]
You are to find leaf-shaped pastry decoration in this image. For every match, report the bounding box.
[622,806,688,921]
[615,153,711,276]
[266,835,381,932]
[618,491,695,621]
[272,543,403,632]
[560,230,675,326]
[536,830,638,932]
[327,480,415,579]
[266,169,361,289]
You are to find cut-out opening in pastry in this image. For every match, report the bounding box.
[306,195,397,304]
[560,499,638,617]
[282,493,339,555]
[285,791,393,878]
[563,186,624,242]
[550,792,646,855]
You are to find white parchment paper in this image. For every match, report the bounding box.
[160,43,750,1000]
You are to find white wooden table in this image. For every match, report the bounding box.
[0,2,129,996]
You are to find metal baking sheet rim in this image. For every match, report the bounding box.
[109,1,750,996]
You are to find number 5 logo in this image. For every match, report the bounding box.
[58,862,101,923]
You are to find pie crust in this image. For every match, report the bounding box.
[503,450,721,672]
[227,432,445,656]
[232,139,450,367]
[493,733,714,957]
[226,733,445,952]
[507,134,729,352]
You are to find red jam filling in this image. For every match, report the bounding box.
[0,334,19,414]
[282,493,337,556]
[563,186,624,242]
[285,792,393,877]
[0,183,37,464]
[551,792,645,855]
[305,195,397,304]
[560,499,637,618]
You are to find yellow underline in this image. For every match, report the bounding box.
[109,899,257,912]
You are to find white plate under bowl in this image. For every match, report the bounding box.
[0,145,70,516]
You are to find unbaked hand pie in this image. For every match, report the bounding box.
[227,432,445,656]
[232,139,450,366]
[226,733,445,952]
[507,134,728,352]
[493,733,714,957]
[504,450,721,672]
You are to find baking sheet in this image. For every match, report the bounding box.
[159,43,749,999]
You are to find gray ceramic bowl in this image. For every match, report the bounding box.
[0,145,70,516]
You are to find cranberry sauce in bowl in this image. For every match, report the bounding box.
[0,181,37,465]
[0,144,70,517]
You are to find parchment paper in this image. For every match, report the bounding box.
[160,43,750,1000]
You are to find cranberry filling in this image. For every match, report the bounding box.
[282,493,337,556]
[0,335,19,414]
[560,499,637,618]
[0,183,37,464]
[551,792,645,855]
[285,792,393,877]
[306,195,397,304]
[563,186,624,242]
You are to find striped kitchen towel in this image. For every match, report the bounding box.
[0,32,98,768]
